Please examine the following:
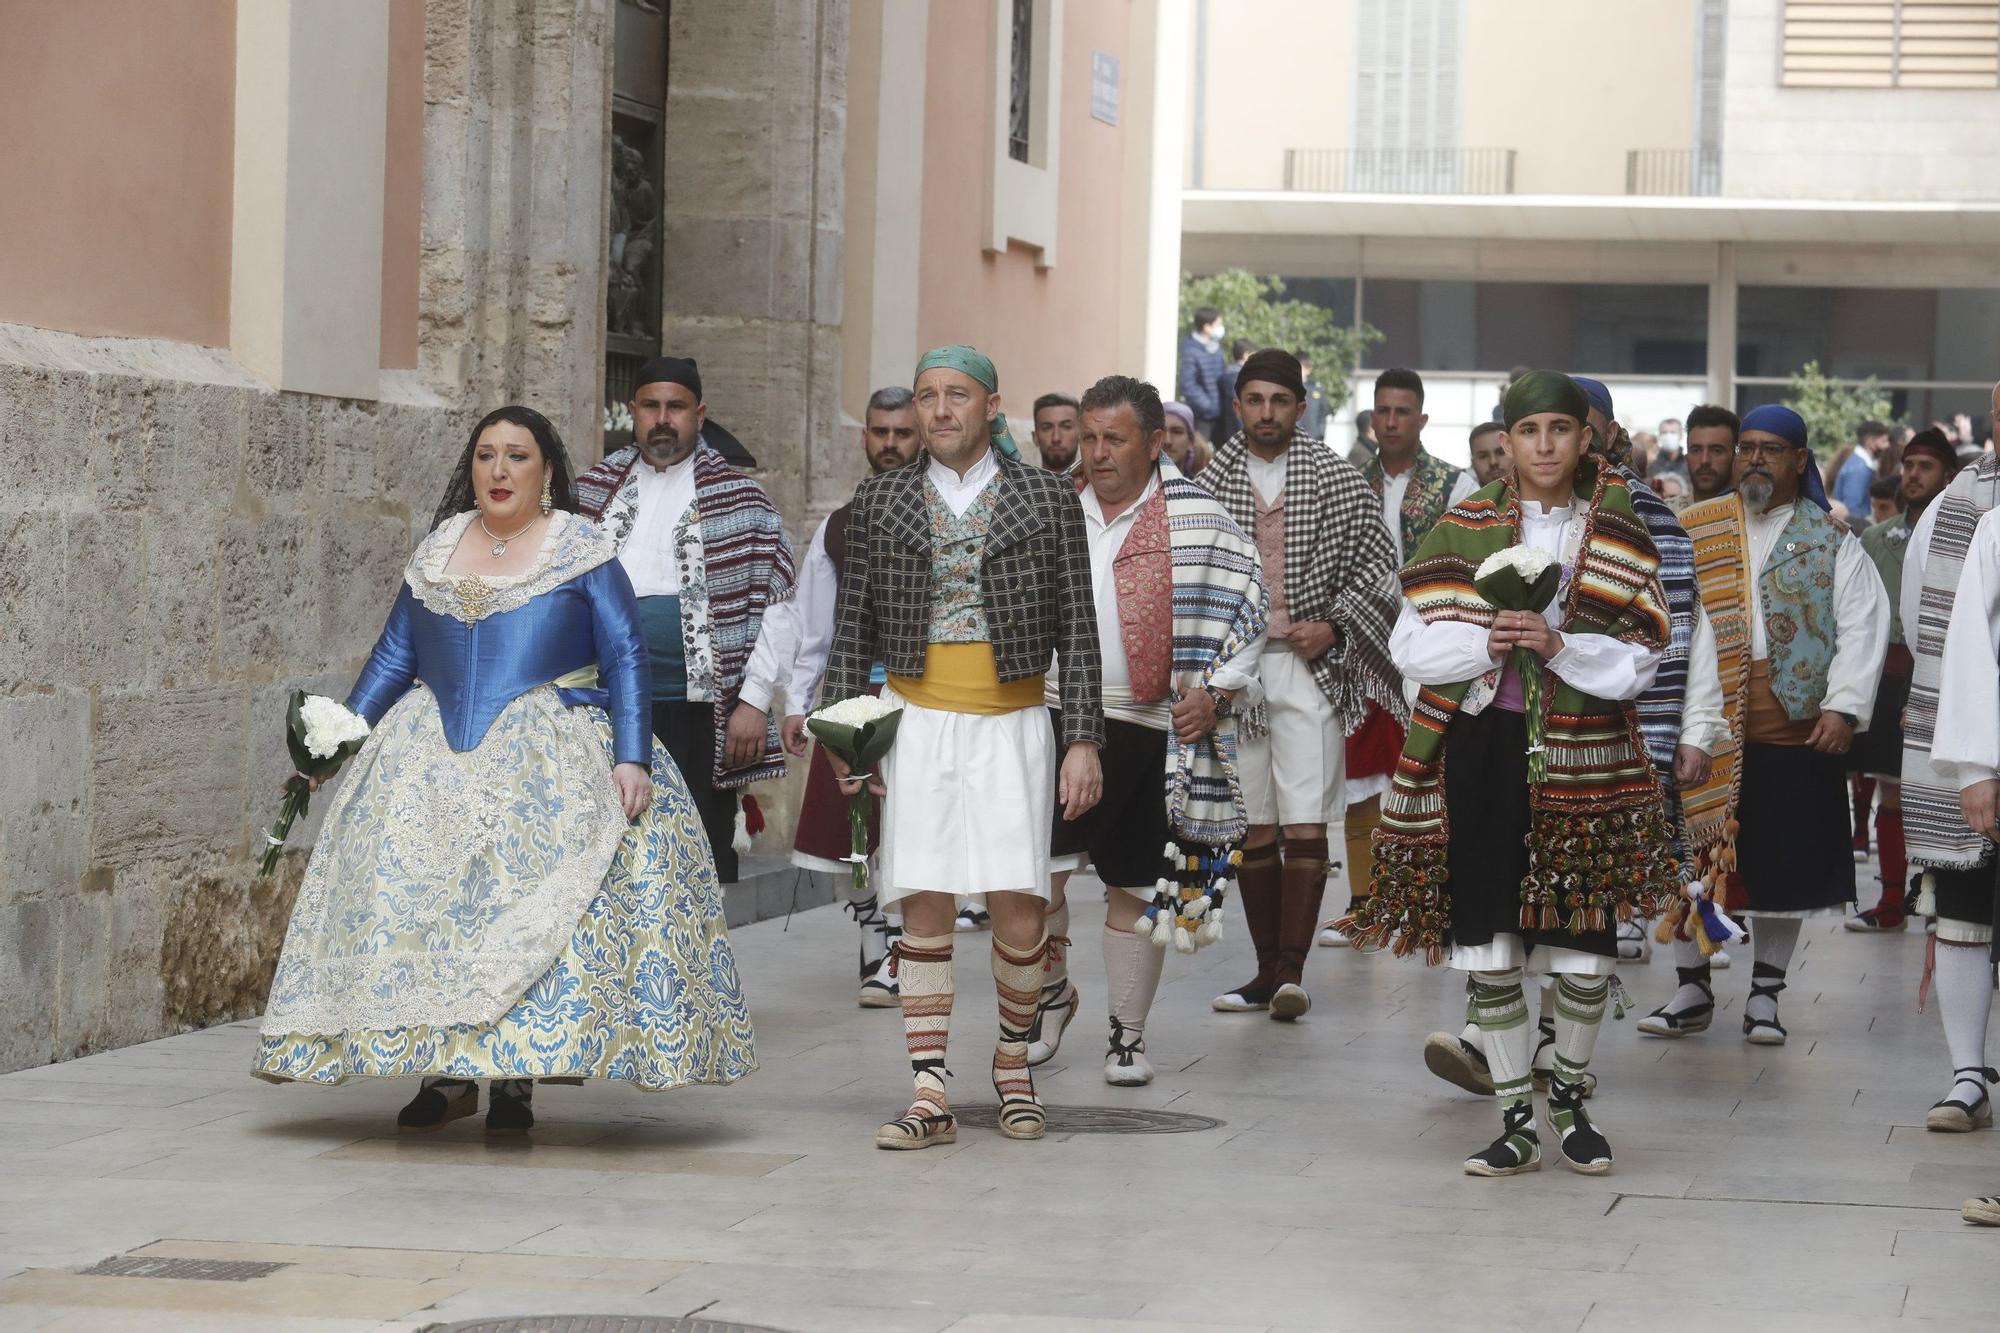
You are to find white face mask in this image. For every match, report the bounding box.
[1211,324,1225,342]
[1659,429,1682,453]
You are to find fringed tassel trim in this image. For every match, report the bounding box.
[1343,833,1452,964]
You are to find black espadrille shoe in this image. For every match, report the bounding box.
[485,1079,535,1134]
[397,1078,478,1132]
[1464,1103,1541,1177]
[1544,1079,1613,1175]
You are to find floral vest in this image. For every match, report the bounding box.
[1757,500,1842,721]
[1363,448,1464,560]
[924,476,1000,642]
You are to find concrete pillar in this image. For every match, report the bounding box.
[866,0,928,409]
[1121,0,1190,392]
[1706,241,1738,407]
[231,1,390,398]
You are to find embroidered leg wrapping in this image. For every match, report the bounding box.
[1545,975,1612,1170]
[992,933,1049,1139]
[878,931,955,1147]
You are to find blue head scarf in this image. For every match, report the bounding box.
[913,345,1021,461]
[1740,404,1829,511]
[1571,376,1614,422]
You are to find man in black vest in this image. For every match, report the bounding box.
[740,387,918,1006]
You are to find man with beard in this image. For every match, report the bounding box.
[575,357,797,883]
[741,387,919,1004]
[1844,428,1960,932]
[1468,422,1512,487]
[1032,392,1081,473]
[1893,381,2000,1164]
[1200,349,1403,1019]
[1646,405,1888,1046]
[1684,404,1740,503]
[820,345,1102,1149]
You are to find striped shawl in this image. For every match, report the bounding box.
[1199,432,1406,733]
[1342,472,1680,964]
[1904,455,2000,869]
[1153,461,1269,846]
[574,444,798,788]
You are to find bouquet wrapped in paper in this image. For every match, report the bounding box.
[804,695,904,897]
[1473,545,1563,785]
[258,691,370,876]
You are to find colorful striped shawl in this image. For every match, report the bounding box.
[574,444,798,788]
[1904,455,2000,869]
[1342,472,1679,963]
[1678,496,1753,875]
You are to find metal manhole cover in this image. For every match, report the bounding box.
[436,1312,788,1320]
[80,1257,291,1282]
[953,1104,1223,1134]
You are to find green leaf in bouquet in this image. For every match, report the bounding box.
[282,688,316,775]
[807,709,904,774]
[1473,562,1561,613]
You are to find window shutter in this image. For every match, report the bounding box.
[1782,0,1998,87]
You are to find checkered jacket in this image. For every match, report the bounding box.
[819,453,1105,746]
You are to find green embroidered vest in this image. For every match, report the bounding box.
[923,476,1000,643]
[1859,510,1914,646]
[1759,501,1842,719]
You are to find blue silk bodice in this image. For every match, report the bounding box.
[346,515,653,766]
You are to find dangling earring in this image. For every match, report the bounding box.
[540,475,554,515]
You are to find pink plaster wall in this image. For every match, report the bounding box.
[918,2,1135,415]
[0,1,237,347]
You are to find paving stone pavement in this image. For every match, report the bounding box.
[1,865,1994,1332]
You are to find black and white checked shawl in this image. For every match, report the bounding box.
[1199,432,1406,734]
[1904,453,2000,870]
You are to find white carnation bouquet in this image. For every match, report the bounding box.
[805,694,904,896]
[258,691,371,875]
[1473,545,1562,784]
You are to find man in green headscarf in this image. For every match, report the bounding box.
[818,344,1104,1150]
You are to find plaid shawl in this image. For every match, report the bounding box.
[1154,460,1269,845]
[1904,454,2000,869]
[1341,472,1679,963]
[574,444,798,788]
[1200,431,1405,733]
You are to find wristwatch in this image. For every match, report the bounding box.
[1836,711,1857,728]
[1203,685,1234,717]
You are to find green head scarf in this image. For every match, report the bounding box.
[1501,370,1590,429]
[913,344,1021,461]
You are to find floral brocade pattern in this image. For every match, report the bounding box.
[923,475,1001,643]
[254,690,755,1090]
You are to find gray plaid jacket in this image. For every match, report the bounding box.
[819,453,1105,746]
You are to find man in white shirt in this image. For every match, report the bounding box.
[1658,404,1890,1047]
[573,357,797,883]
[740,387,918,1006]
[1020,375,1266,1086]
[1927,503,2000,1226]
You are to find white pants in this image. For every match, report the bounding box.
[874,684,1053,906]
[1237,648,1344,827]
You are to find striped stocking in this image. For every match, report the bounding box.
[1546,975,1613,1171]
[992,933,1049,1139]
[876,931,956,1149]
[1465,968,1539,1174]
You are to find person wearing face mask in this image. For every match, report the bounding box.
[1177,307,1228,443]
[1341,371,1678,1178]
[740,386,921,1006]
[254,406,757,1132]
[574,358,798,884]
[1653,417,1691,487]
[1647,405,1889,1048]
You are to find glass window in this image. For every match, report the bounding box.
[1737,286,2000,383]
[1358,280,1707,374]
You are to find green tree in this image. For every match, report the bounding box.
[1783,360,1893,460]
[1180,269,1381,413]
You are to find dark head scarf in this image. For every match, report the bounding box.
[1904,425,1960,473]
[1235,348,1307,402]
[633,356,702,402]
[1570,375,1614,422]
[430,404,579,530]
[1738,403,1829,511]
[913,344,1020,460]
[1501,370,1591,429]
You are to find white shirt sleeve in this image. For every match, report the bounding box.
[1389,600,1496,686]
[1678,600,1727,754]
[1900,498,1942,648]
[738,517,826,715]
[1546,630,1662,702]
[784,517,841,716]
[1448,470,1479,506]
[1932,509,2000,789]
[1207,621,1269,706]
[1820,531,1893,726]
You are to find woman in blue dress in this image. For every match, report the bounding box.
[255,405,756,1131]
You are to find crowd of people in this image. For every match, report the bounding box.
[250,331,2000,1227]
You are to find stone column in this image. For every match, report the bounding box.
[660,0,851,528]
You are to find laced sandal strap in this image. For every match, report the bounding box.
[1957,1065,2000,1084]
[1500,1101,1536,1136]
[1748,961,1788,1003]
[1674,964,1715,996]
[1108,1016,1145,1057]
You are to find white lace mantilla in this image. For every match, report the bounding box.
[407,510,618,624]
[259,683,630,1035]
